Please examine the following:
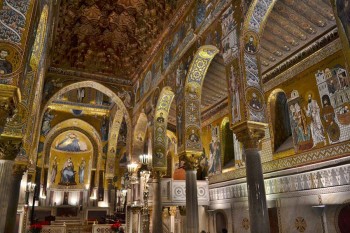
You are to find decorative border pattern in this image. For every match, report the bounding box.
[210,141,350,184]
[48,67,133,86]
[153,87,175,170]
[209,163,350,201]
[182,46,219,153]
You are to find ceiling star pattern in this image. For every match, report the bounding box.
[259,0,336,73]
[51,0,178,79]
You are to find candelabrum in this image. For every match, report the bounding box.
[139,154,151,233]
[127,163,138,185]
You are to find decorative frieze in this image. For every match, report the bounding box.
[209,163,350,201]
[210,141,350,184]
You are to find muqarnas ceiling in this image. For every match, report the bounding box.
[52,0,179,79]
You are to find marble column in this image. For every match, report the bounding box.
[0,140,22,233]
[127,207,133,233]
[132,207,141,233]
[5,163,27,233]
[185,168,199,233]
[0,160,14,232]
[245,148,270,233]
[169,206,177,233]
[234,122,270,233]
[151,172,163,233]
[142,188,150,233]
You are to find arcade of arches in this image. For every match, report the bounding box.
[1,0,350,233]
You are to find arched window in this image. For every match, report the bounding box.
[221,117,234,167]
[216,211,227,233]
[338,203,350,233]
[270,91,293,152]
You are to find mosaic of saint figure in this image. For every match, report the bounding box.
[322,95,340,142]
[60,157,76,185]
[101,117,109,141]
[50,156,58,183]
[41,109,54,136]
[304,94,326,147]
[79,158,86,184]
[245,36,256,54]
[157,112,165,123]
[208,125,222,175]
[289,103,311,145]
[0,49,12,74]
[188,129,199,143]
[208,137,221,175]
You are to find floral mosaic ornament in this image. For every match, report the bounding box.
[182,45,219,154]
[242,217,249,230]
[295,217,307,232]
[153,86,175,171]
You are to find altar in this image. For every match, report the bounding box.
[56,205,79,217]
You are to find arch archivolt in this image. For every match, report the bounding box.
[153,86,175,172]
[239,0,278,124]
[181,45,219,156]
[42,118,102,172]
[133,111,148,160]
[24,4,49,155]
[34,81,132,166]
[106,107,124,178]
[245,0,276,33]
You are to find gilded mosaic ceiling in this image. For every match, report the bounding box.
[260,0,336,74]
[51,0,179,79]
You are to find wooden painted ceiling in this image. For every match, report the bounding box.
[259,0,336,74]
[51,0,179,81]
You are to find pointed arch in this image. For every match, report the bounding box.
[221,117,234,167]
[239,0,278,123]
[267,89,293,153]
[41,119,102,191]
[30,5,48,69]
[35,81,132,173]
[166,130,177,178]
[133,111,149,160]
[42,118,102,170]
[180,45,219,156]
[153,86,175,172]
[23,4,50,155]
[106,105,124,178]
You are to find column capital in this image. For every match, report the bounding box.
[151,170,166,180]
[232,121,267,149]
[169,206,177,216]
[12,163,27,177]
[162,208,169,219]
[179,152,201,170]
[13,150,29,177]
[131,206,142,214]
[0,139,22,160]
